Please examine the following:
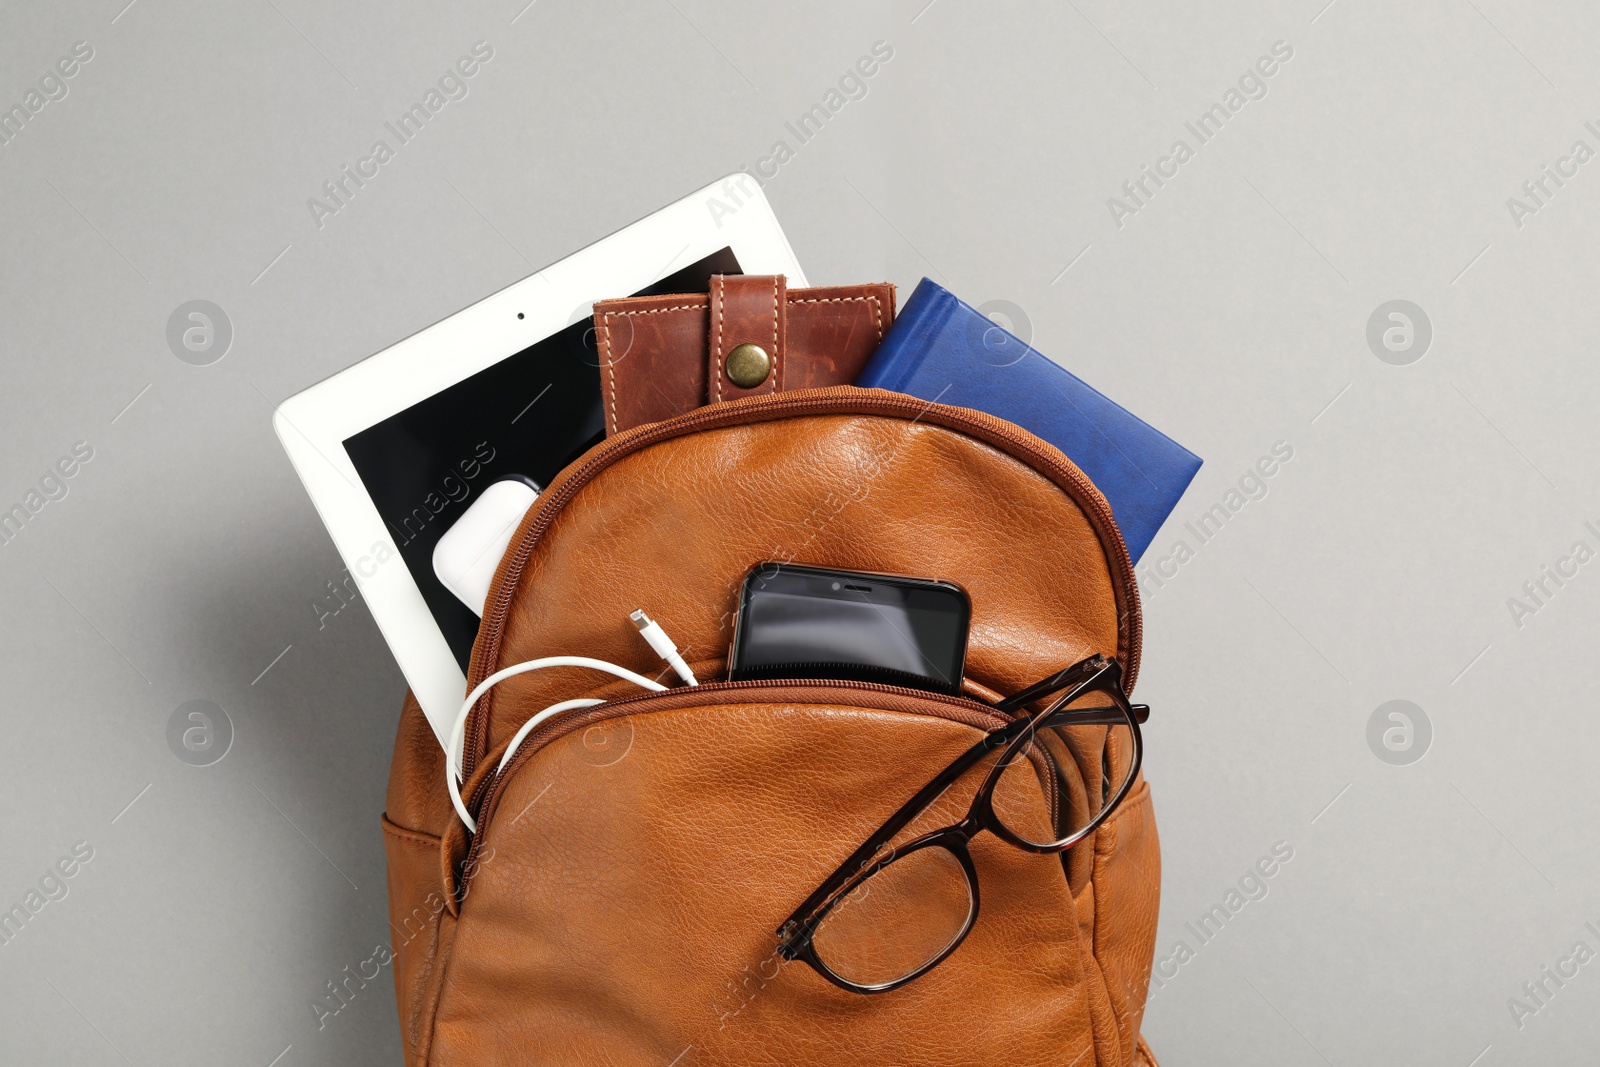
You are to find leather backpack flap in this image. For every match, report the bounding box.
[469,388,1137,764]
[592,279,895,435]
[430,690,1105,1066]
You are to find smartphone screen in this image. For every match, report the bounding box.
[730,564,970,694]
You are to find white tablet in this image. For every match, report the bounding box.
[274,174,807,746]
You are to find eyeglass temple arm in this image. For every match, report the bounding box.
[777,728,1001,942]
[994,657,1113,715]
[1044,703,1149,726]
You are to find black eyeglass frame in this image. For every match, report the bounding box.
[774,654,1147,995]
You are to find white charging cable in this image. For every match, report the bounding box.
[629,609,698,687]
[446,611,698,833]
[495,698,605,774]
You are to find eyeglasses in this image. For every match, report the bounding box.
[774,654,1147,994]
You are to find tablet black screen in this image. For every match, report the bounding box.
[344,247,741,669]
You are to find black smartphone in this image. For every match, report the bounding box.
[728,563,971,694]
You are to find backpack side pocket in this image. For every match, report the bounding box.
[382,815,450,1066]
[1091,780,1159,1066]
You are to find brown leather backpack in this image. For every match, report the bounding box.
[382,386,1161,1065]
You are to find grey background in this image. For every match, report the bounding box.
[1,0,1596,1063]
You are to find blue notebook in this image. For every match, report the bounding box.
[856,278,1201,563]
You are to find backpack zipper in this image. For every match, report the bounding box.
[464,678,1034,871]
[461,387,1141,780]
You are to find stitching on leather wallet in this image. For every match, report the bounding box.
[713,282,725,403]
[790,295,884,341]
[598,314,618,435]
[605,302,706,315]
[601,305,708,432]
[769,279,780,393]
[598,304,707,432]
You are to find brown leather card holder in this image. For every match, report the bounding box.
[592,275,895,435]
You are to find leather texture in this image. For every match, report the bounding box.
[707,273,785,402]
[383,386,1160,1066]
[592,276,894,435]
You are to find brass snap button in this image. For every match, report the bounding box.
[726,343,772,388]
